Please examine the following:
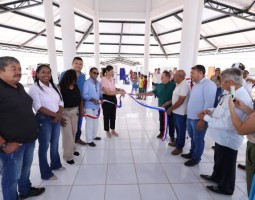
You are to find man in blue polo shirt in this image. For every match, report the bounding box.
[59,57,86,145]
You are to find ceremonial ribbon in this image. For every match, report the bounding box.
[83,109,101,119]
[128,94,168,141]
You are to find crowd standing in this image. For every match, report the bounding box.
[0,56,255,199]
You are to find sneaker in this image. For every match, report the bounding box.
[106,132,112,138]
[168,141,176,147]
[53,166,66,171]
[181,153,192,159]
[73,151,80,156]
[75,139,86,145]
[94,137,101,140]
[171,148,183,155]
[88,142,96,147]
[184,158,199,167]
[67,160,75,165]
[111,131,118,137]
[19,187,45,199]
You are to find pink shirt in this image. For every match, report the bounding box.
[100,77,116,94]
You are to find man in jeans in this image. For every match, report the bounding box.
[181,65,216,167]
[0,56,45,200]
[167,70,190,155]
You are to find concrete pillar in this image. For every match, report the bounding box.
[43,0,58,82]
[143,0,151,76]
[59,0,76,70]
[94,0,100,69]
[179,0,204,74]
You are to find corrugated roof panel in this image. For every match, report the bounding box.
[0,27,34,44]
[150,46,162,54]
[100,45,119,53]
[99,22,122,33]
[153,17,181,35]
[122,35,145,44]
[121,45,144,53]
[159,30,182,44]
[123,23,145,34]
[164,43,180,54]
[99,35,120,43]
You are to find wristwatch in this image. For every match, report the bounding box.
[0,142,7,149]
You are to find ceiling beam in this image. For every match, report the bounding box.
[0,0,43,14]
[152,9,183,23]
[151,24,168,58]
[99,20,145,24]
[20,18,61,48]
[118,23,124,57]
[76,22,93,51]
[204,0,255,22]
[246,0,255,11]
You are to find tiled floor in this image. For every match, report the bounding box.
[0,84,249,200]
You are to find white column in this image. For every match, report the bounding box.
[59,0,76,70]
[94,0,100,69]
[179,0,204,73]
[143,0,151,76]
[43,0,58,82]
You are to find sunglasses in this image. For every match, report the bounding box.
[93,72,99,75]
[37,63,50,67]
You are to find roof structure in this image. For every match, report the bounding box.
[0,0,255,58]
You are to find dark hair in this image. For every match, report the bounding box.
[191,65,206,75]
[215,68,221,72]
[0,56,20,71]
[144,75,147,78]
[162,70,170,78]
[72,57,83,64]
[35,64,62,100]
[59,69,77,89]
[103,65,113,75]
[90,67,98,73]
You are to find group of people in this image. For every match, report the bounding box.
[1,55,255,199]
[0,56,126,200]
[137,64,255,197]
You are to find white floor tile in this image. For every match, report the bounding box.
[107,164,137,184]
[139,184,177,200]
[172,183,214,200]
[109,139,131,149]
[130,138,153,149]
[68,185,105,200]
[105,185,141,200]
[132,150,160,163]
[108,149,133,164]
[135,164,168,184]
[82,149,109,164]
[74,165,107,185]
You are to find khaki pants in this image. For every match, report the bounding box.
[61,107,78,161]
[246,141,255,195]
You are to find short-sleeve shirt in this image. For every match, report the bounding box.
[172,80,191,115]
[100,77,116,94]
[152,81,176,110]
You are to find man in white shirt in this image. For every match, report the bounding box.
[198,68,253,195]
[167,70,190,155]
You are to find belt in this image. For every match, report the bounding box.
[65,107,78,111]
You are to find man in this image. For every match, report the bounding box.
[0,56,45,200]
[60,57,86,145]
[139,70,176,142]
[199,68,253,195]
[167,70,190,155]
[181,65,216,167]
[83,68,102,147]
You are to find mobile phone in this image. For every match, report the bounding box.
[230,86,235,101]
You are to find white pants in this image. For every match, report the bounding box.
[85,109,99,143]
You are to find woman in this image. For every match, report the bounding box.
[59,69,83,165]
[29,64,65,180]
[131,72,138,94]
[211,68,222,107]
[100,65,126,138]
[229,97,255,196]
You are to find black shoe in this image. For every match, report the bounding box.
[206,185,233,195]
[200,174,219,184]
[157,133,163,139]
[181,153,192,159]
[19,187,45,199]
[94,137,101,140]
[67,160,75,165]
[88,142,96,147]
[212,146,215,149]
[73,151,80,156]
[184,159,199,167]
[237,164,246,170]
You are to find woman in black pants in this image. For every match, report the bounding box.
[100,65,126,138]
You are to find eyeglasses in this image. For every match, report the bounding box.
[37,63,50,67]
[93,72,99,75]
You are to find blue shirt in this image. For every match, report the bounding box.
[59,71,86,95]
[83,78,102,109]
[187,77,216,119]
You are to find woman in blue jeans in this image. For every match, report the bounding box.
[29,64,65,180]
